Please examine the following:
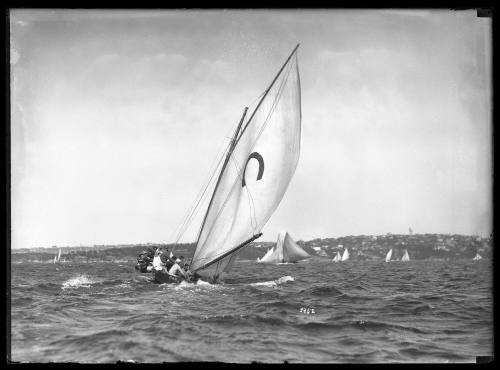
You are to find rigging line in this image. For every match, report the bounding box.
[174,142,230,244]
[170,120,238,245]
[174,143,229,241]
[193,58,296,259]
[169,135,232,248]
[172,148,226,246]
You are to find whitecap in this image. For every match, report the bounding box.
[61,274,97,290]
[250,275,294,287]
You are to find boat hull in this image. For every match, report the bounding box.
[134,263,151,273]
[152,269,183,284]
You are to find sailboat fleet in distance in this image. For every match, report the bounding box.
[384,248,410,262]
[332,246,348,262]
[257,231,310,264]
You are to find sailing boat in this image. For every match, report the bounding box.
[332,251,341,262]
[401,249,410,262]
[258,230,310,264]
[385,249,393,262]
[154,45,302,283]
[473,253,482,261]
[257,248,273,263]
[53,248,62,264]
[341,248,349,262]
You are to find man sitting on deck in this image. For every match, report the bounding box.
[168,257,188,279]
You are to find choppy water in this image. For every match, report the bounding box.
[10,258,492,363]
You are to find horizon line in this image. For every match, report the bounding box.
[11,232,492,250]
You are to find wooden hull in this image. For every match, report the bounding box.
[135,263,151,273]
[153,269,183,284]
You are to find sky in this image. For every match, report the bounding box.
[10,9,492,249]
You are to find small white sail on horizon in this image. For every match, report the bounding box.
[401,249,410,262]
[385,249,393,262]
[473,253,482,261]
[258,230,310,264]
[341,248,349,262]
[332,251,341,262]
[53,248,62,263]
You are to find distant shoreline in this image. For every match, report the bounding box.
[11,233,492,263]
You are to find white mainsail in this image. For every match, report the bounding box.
[190,45,302,277]
[401,249,410,262]
[473,253,482,261]
[341,248,349,261]
[258,248,274,263]
[258,230,309,264]
[332,251,341,262]
[385,249,393,262]
[53,255,57,264]
[57,248,62,262]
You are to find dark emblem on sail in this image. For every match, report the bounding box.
[242,152,264,187]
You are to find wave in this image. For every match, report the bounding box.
[61,274,99,290]
[307,285,344,297]
[250,276,294,287]
[165,279,225,291]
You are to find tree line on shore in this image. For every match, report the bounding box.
[11,233,491,263]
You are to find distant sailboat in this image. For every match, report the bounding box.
[385,249,393,262]
[54,248,62,263]
[341,248,349,262]
[401,249,410,262]
[473,253,482,261]
[332,251,341,262]
[154,45,302,283]
[257,248,274,263]
[258,231,310,264]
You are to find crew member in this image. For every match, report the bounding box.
[168,257,187,279]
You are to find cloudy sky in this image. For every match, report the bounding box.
[10,9,492,249]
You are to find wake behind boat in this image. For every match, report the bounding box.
[151,44,302,284]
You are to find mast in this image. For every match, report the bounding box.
[235,44,300,146]
[194,107,248,247]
